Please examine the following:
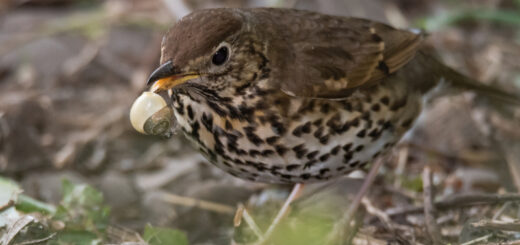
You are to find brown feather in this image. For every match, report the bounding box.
[243,8,423,98]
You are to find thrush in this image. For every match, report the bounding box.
[141,8,518,184]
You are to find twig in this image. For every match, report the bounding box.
[492,202,511,220]
[422,167,443,245]
[352,233,388,245]
[504,149,520,193]
[482,240,520,245]
[1,215,35,245]
[253,183,304,245]
[460,234,493,245]
[159,192,235,214]
[470,219,520,232]
[361,197,394,231]
[394,146,409,187]
[327,158,384,244]
[235,204,265,241]
[387,193,520,217]
[14,232,56,245]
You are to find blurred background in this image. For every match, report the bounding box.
[1,0,520,244]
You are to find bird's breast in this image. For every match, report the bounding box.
[170,81,421,184]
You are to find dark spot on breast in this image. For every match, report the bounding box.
[380,96,390,106]
[234,158,244,165]
[292,125,303,137]
[249,149,261,157]
[349,161,360,168]
[351,117,360,127]
[304,159,317,169]
[190,121,200,142]
[306,150,319,160]
[187,105,194,120]
[319,153,330,162]
[319,135,329,144]
[225,120,233,130]
[266,136,280,145]
[238,104,254,118]
[201,113,213,131]
[207,101,226,116]
[355,145,364,152]
[368,129,381,140]
[275,145,288,156]
[286,164,300,171]
[343,152,353,163]
[314,127,324,138]
[401,118,414,128]
[382,121,393,130]
[342,143,352,152]
[281,174,292,180]
[356,129,366,138]
[319,168,330,175]
[244,126,264,146]
[320,104,330,114]
[331,145,341,155]
[300,173,311,180]
[301,122,312,133]
[271,121,286,135]
[292,144,308,159]
[226,105,242,120]
[336,166,346,171]
[313,119,323,126]
[297,100,315,114]
[261,149,274,157]
[371,103,380,112]
[326,114,341,128]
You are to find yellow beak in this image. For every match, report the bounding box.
[146,60,199,92]
[150,74,200,92]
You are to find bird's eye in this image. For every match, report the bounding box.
[212,46,228,65]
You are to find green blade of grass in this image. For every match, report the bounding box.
[417,9,520,31]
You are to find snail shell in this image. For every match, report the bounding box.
[130,92,173,136]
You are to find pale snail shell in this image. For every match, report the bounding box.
[130,92,173,136]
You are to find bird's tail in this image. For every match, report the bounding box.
[418,51,520,106]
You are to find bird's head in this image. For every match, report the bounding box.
[147,8,273,97]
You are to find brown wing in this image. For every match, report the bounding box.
[252,9,423,98]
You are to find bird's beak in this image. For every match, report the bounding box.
[147,60,200,92]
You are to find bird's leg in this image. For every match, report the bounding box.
[253,183,304,245]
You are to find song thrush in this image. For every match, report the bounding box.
[141,8,518,184]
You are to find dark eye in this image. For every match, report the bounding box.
[212,46,228,65]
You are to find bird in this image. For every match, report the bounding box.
[142,7,518,185]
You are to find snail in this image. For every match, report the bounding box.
[130,91,174,136]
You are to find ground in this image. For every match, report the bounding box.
[1,0,520,244]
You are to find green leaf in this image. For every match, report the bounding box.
[143,225,189,245]
[15,195,56,215]
[54,179,110,233]
[417,9,520,31]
